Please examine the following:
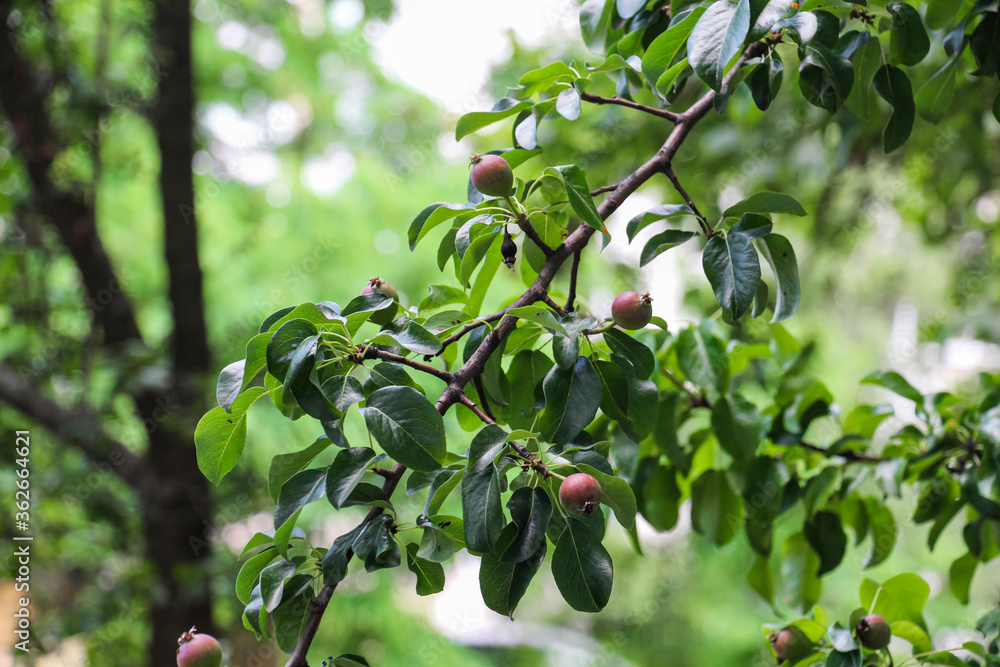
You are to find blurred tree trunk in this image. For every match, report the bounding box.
[0,0,217,664]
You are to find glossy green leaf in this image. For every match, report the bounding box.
[887,2,930,66]
[507,305,569,337]
[480,522,546,618]
[539,356,602,443]
[418,284,468,311]
[703,230,761,319]
[326,447,384,509]
[711,393,761,461]
[545,165,605,232]
[456,98,534,140]
[236,549,277,605]
[757,233,800,322]
[352,514,400,572]
[321,525,364,586]
[274,469,326,528]
[405,542,445,596]
[804,510,847,576]
[641,230,697,266]
[949,552,977,604]
[641,7,704,87]
[687,0,751,91]
[915,56,958,124]
[798,43,854,114]
[676,323,729,398]
[552,517,614,612]
[863,497,898,568]
[502,486,552,563]
[782,532,822,611]
[408,202,476,250]
[862,371,923,404]
[845,36,882,118]
[723,191,806,218]
[370,319,443,356]
[626,204,696,241]
[195,387,266,485]
[462,424,508,553]
[359,386,447,471]
[873,65,915,153]
[319,375,365,413]
[748,554,774,606]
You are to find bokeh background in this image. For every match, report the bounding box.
[1,0,999,665]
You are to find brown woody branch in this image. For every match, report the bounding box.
[285,41,770,665]
[580,90,683,123]
[516,214,554,256]
[434,308,509,357]
[0,364,142,484]
[353,345,453,383]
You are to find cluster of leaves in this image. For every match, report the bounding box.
[767,573,1000,666]
[472,0,998,157]
[191,0,1000,663]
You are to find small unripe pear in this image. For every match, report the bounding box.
[611,291,653,330]
[768,626,813,663]
[361,277,399,326]
[177,627,222,667]
[856,614,891,650]
[470,154,514,197]
[559,473,602,515]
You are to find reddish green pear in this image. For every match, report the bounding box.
[559,472,602,516]
[176,627,222,667]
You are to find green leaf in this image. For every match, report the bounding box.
[267,437,334,502]
[580,0,617,52]
[711,393,761,461]
[326,447,385,509]
[641,7,705,87]
[748,0,798,42]
[539,356,602,443]
[507,305,569,337]
[915,57,958,124]
[578,463,637,530]
[462,425,508,553]
[746,55,784,111]
[603,328,655,380]
[274,469,326,528]
[636,460,681,530]
[321,525,364,586]
[626,204,696,242]
[545,165,605,232]
[757,233,800,322]
[552,517,614,612]
[319,375,365,413]
[873,65,915,153]
[723,191,806,218]
[355,518,401,573]
[363,362,424,396]
[331,655,371,667]
[217,358,248,412]
[195,387,266,485]
[480,523,547,618]
[408,202,476,250]
[555,88,581,121]
[926,0,963,30]
[260,558,297,612]
[748,554,774,606]
[798,43,854,114]
[371,319,443,356]
[641,230,697,266]
[359,386,447,471]
[405,543,445,596]
[782,532,822,611]
[236,549,277,605]
[862,371,923,404]
[503,350,553,430]
[702,231,761,319]
[676,323,729,398]
[502,487,552,563]
[772,12,818,44]
[732,213,773,239]
[863,497,898,568]
[418,284,468,311]
[845,36,882,118]
[887,2,930,66]
[949,552,977,604]
[417,516,458,563]
[859,572,930,630]
[803,510,847,576]
[456,98,534,140]
[687,0,752,92]
[691,469,743,546]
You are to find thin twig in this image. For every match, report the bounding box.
[580,90,682,123]
[517,214,554,256]
[590,184,620,196]
[662,368,706,407]
[353,345,453,383]
[565,249,582,312]
[435,309,507,357]
[662,164,712,237]
[458,394,555,478]
[797,441,884,463]
[540,294,569,318]
[473,375,496,422]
